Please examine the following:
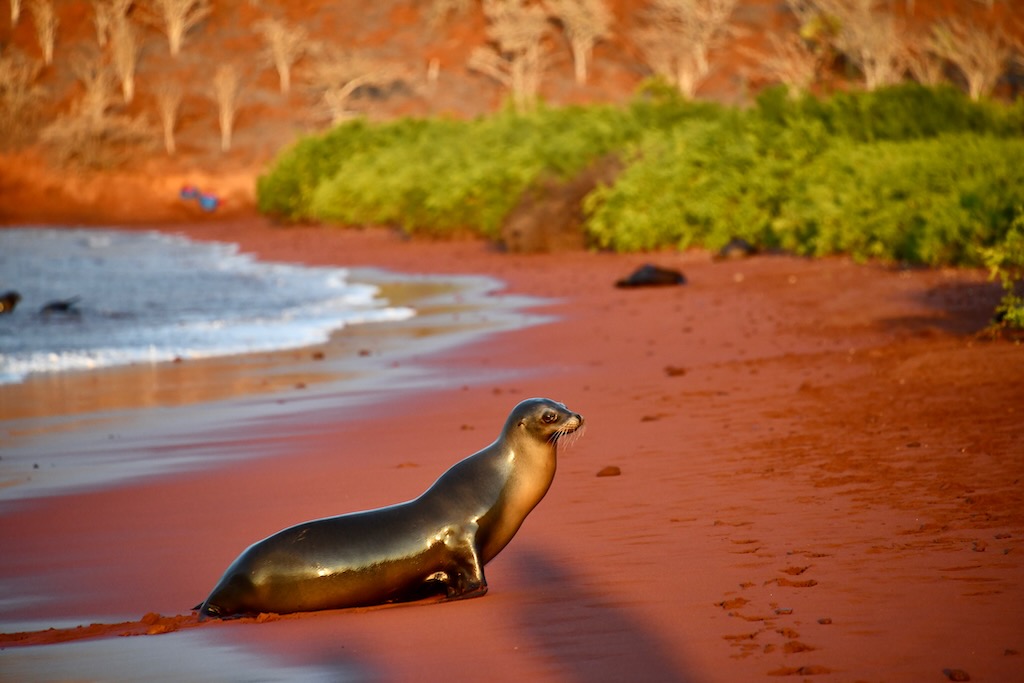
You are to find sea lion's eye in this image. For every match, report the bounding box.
[542,411,558,424]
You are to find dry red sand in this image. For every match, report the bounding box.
[1,221,1023,682]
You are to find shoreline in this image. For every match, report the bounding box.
[2,219,1022,682]
[0,228,552,502]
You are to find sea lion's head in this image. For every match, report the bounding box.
[507,397,584,445]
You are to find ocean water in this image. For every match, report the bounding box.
[0,228,415,384]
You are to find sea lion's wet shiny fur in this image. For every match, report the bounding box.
[196,398,583,619]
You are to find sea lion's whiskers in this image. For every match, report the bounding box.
[549,422,585,447]
[549,424,570,444]
[561,425,586,449]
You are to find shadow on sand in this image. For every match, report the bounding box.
[880,277,1003,336]
[512,548,694,683]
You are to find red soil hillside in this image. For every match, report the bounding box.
[1,0,1020,225]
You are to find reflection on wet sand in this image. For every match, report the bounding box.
[0,629,358,683]
[1,279,447,422]
[0,271,549,501]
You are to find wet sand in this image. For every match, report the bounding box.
[1,221,1022,682]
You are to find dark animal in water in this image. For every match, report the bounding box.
[0,291,20,314]
[40,297,81,315]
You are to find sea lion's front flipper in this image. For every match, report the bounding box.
[443,525,488,600]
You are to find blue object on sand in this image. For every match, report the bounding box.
[199,194,219,212]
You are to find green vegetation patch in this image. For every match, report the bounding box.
[775,134,1024,266]
[584,113,831,252]
[584,85,1024,270]
[756,83,1024,142]
[981,209,1024,330]
[257,84,1024,327]
[257,91,723,237]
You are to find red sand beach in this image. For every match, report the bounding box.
[1,221,1022,682]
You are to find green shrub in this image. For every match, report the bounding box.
[258,85,1024,283]
[257,118,432,219]
[756,83,1024,142]
[981,208,1024,329]
[257,123,359,219]
[775,135,1024,265]
[585,127,1024,266]
[585,118,1024,266]
[255,83,1024,325]
[256,86,729,229]
[628,77,727,129]
[307,104,655,237]
[584,114,831,251]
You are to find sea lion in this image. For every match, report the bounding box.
[716,237,758,261]
[195,397,584,619]
[40,296,80,315]
[0,291,20,314]
[615,264,687,288]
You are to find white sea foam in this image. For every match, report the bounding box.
[0,228,415,383]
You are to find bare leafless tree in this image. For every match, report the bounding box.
[154,80,182,154]
[29,0,58,66]
[255,17,307,94]
[544,0,613,85]
[930,17,1013,100]
[144,0,211,57]
[307,48,405,124]
[427,0,473,28]
[744,32,824,97]
[110,15,139,103]
[636,0,738,98]
[468,0,551,111]
[92,0,113,47]
[92,0,133,48]
[786,1,830,43]
[902,32,945,86]
[784,0,844,82]
[0,48,45,148]
[426,56,440,93]
[41,57,153,168]
[808,0,905,90]
[212,63,241,151]
[73,58,115,127]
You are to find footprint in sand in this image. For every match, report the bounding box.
[767,664,832,676]
[780,565,811,576]
[770,577,819,588]
[730,538,763,555]
[716,597,750,610]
